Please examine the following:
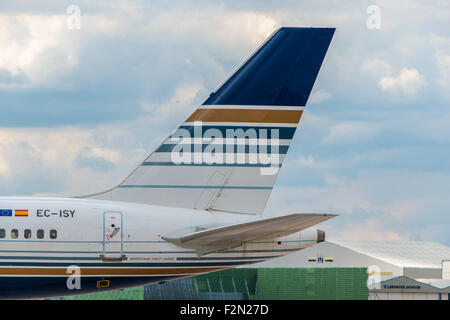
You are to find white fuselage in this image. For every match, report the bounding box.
[0,197,318,299]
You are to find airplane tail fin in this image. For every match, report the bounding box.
[84,27,335,215]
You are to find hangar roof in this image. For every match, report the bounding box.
[328,239,450,269]
[418,279,450,289]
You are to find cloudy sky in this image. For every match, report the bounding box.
[0,0,449,245]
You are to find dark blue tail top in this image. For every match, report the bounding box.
[203,27,335,106]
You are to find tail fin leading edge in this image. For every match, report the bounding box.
[85,27,335,215]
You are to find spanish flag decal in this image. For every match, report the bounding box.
[14,210,28,217]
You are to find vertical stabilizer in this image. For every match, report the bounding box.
[84,27,335,215]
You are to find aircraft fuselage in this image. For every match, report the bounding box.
[0,197,318,299]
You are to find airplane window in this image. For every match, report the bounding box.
[0,229,4,238]
[24,229,32,239]
[37,229,44,239]
[50,229,57,239]
[11,229,18,239]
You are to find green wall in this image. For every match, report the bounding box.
[195,268,257,300]
[63,285,144,300]
[63,267,368,300]
[256,268,368,300]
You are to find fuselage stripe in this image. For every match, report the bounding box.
[0,261,263,267]
[0,266,231,277]
[0,247,307,254]
[0,255,281,261]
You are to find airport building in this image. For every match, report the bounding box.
[63,239,450,300]
[249,239,450,300]
[369,276,450,300]
[250,239,450,280]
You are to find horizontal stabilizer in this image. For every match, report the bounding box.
[162,213,336,256]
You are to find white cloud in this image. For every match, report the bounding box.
[0,12,123,88]
[430,33,450,91]
[158,81,205,114]
[361,57,393,77]
[323,121,381,144]
[0,124,145,196]
[266,168,450,243]
[0,155,9,176]
[331,218,409,241]
[0,14,74,86]
[296,155,317,168]
[309,89,331,104]
[147,9,279,55]
[378,68,427,96]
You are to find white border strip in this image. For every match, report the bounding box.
[198,105,305,111]
[183,122,298,128]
